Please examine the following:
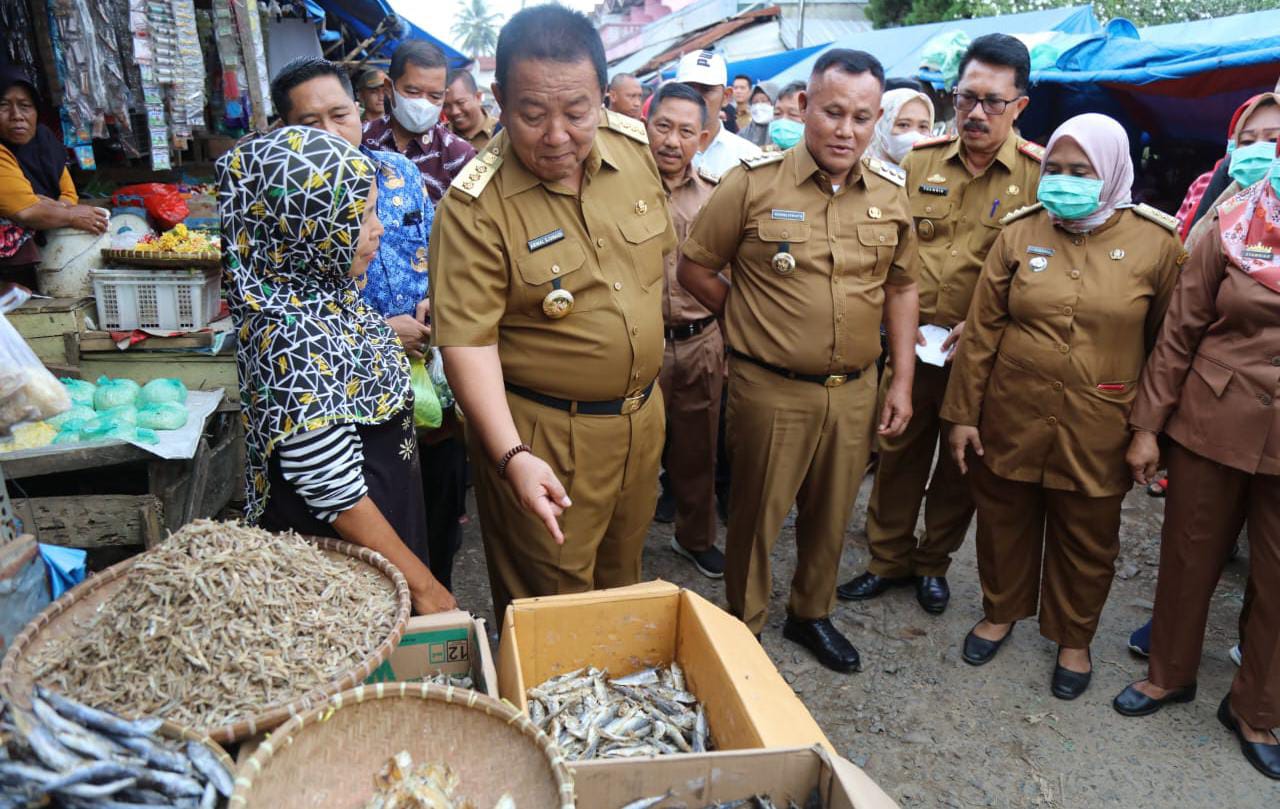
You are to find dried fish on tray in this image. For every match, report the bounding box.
[0,689,233,808]
[25,520,400,732]
[526,664,710,760]
[423,671,475,690]
[364,750,515,809]
[619,792,823,809]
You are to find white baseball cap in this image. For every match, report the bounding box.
[675,49,727,87]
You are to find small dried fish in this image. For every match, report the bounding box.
[423,671,475,690]
[616,793,820,809]
[363,750,515,809]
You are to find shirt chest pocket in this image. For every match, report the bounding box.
[617,212,669,290]
[756,219,811,276]
[911,198,951,243]
[857,224,898,279]
[515,240,595,315]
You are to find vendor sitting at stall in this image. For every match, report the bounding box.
[216,125,455,616]
[0,66,107,288]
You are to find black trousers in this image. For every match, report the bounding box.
[420,431,467,591]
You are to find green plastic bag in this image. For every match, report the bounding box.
[139,378,188,405]
[101,406,138,425]
[82,416,135,442]
[920,30,971,87]
[409,358,442,430]
[47,405,95,430]
[52,429,82,445]
[138,402,188,431]
[60,378,96,408]
[135,427,159,445]
[93,377,140,410]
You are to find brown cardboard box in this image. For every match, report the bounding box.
[572,745,898,809]
[498,580,830,755]
[365,610,499,698]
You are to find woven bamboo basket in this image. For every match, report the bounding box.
[0,537,411,745]
[229,683,576,809]
[100,248,221,269]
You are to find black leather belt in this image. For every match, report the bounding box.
[729,347,865,387]
[664,315,717,341]
[505,380,655,415]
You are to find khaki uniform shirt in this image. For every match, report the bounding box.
[453,114,500,152]
[682,145,918,376]
[903,133,1043,328]
[941,205,1183,496]
[429,112,677,402]
[663,164,718,325]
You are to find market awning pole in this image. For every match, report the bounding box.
[797,0,806,48]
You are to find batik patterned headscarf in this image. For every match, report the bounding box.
[217,126,410,521]
[1217,140,1280,295]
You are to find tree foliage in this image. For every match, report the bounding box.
[451,0,502,58]
[868,0,1274,28]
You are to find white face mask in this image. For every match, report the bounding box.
[886,130,927,163]
[749,102,774,125]
[390,86,441,134]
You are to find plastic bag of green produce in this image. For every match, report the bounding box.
[52,429,82,445]
[139,378,188,405]
[93,377,140,410]
[135,427,159,444]
[409,357,442,430]
[47,405,95,430]
[101,405,138,425]
[60,378,96,407]
[82,416,135,442]
[138,402,188,431]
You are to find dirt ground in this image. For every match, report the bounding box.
[450,474,1273,809]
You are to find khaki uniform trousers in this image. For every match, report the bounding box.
[1150,441,1279,728]
[658,322,726,553]
[724,357,877,634]
[969,458,1122,648]
[467,388,665,620]
[866,361,974,577]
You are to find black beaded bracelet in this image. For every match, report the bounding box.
[496,443,532,478]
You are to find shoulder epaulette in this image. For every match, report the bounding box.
[912,134,958,150]
[1018,141,1045,162]
[605,109,648,144]
[740,151,785,169]
[863,157,906,187]
[697,166,721,185]
[1131,203,1180,234]
[449,134,504,200]
[999,201,1043,226]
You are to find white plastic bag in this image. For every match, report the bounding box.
[0,312,70,435]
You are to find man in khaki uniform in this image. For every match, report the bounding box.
[645,81,726,578]
[839,34,1042,615]
[429,6,676,619]
[443,69,500,151]
[679,49,919,672]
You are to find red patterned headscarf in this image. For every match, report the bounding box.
[1217,140,1280,294]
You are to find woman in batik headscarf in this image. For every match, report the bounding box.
[217,125,455,615]
[1113,142,1280,781]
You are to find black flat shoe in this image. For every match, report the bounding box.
[915,576,950,614]
[1217,695,1280,780]
[1113,681,1197,717]
[962,621,1014,666]
[836,571,911,601]
[1051,648,1092,701]
[782,616,861,673]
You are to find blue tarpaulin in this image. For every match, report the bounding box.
[659,43,832,84]
[312,0,469,67]
[768,5,1100,85]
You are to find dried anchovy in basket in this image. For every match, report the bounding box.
[28,520,399,731]
[364,750,515,809]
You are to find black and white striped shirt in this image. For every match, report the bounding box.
[277,425,368,523]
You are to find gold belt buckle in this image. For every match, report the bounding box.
[620,390,646,414]
[824,373,847,388]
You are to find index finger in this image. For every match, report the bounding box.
[532,498,565,544]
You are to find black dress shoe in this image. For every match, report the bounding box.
[782,617,861,673]
[1051,648,1092,700]
[836,571,911,601]
[962,621,1014,666]
[1218,695,1280,780]
[915,576,950,614]
[1113,681,1197,717]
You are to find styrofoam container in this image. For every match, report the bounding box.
[91,267,221,332]
[36,213,150,298]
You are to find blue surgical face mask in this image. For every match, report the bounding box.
[1037,174,1104,220]
[768,118,803,150]
[1228,140,1277,188]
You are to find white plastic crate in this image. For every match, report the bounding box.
[91,267,221,331]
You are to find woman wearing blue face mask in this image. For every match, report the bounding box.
[941,113,1183,700]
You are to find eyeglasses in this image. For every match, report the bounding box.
[952,91,1022,116]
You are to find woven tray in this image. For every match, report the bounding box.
[101,248,221,269]
[0,537,411,745]
[230,683,575,809]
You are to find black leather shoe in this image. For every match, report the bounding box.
[1051,648,1092,700]
[782,617,861,673]
[1218,695,1280,780]
[1113,681,1197,717]
[915,576,950,614]
[836,571,911,601]
[962,621,1014,666]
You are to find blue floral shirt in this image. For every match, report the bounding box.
[359,148,433,318]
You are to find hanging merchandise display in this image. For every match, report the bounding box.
[212,0,253,132]
[0,1,39,75]
[232,0,273,132]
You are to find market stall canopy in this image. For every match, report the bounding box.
[634,5,782,78]
[768,4,1100,85]
[311,0,469,67]
[658,42,831,83]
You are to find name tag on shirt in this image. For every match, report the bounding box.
[527,228,565,252]
[771,209,806,221]
[1027,245,1056,257]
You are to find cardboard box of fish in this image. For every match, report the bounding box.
[365,611,499,697]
